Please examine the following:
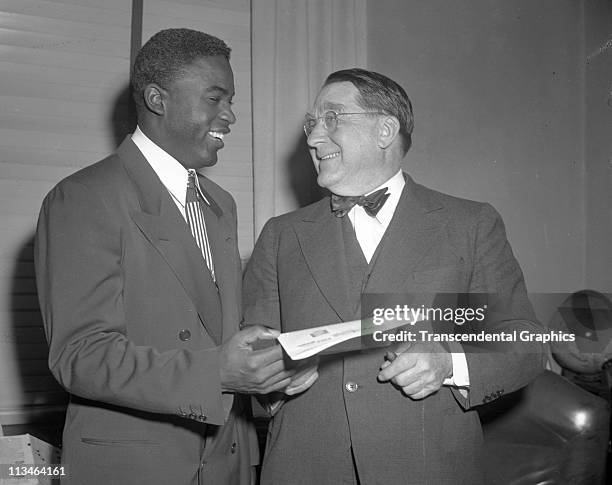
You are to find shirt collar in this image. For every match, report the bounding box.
[131,126,190,208]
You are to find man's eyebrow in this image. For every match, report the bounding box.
[205,85,233,96]
[322,102,345,111]
[307,102,346,117]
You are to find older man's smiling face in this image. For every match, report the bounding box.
[305,82,387,196]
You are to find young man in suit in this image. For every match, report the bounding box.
[35,29,295,485]
[243,68,545,484]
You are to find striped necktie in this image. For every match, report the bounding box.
[185,169,216,282]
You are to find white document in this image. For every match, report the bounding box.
[277,316,413,360]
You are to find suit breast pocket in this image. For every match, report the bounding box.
[411,264,466,290]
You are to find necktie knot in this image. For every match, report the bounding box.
[187,169,196,184]
[186,169,199,203]
[331,187,390,218]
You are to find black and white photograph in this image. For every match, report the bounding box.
[1,1,611,484]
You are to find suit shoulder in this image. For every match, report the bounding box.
[412,181,499,221]
[43,153,126,203]
[36,154,131,238]
[263,198,329,230]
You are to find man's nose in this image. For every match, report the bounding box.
[219,104,236,124]
[306,120,327,147]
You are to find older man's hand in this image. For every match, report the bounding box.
[284,357,319,395]
[377,342,452,399]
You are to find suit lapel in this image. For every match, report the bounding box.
[293,200,355,322]
[118,138,223,344]
[198,175,241,343]
[366,174,448,292]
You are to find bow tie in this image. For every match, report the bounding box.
[330,187,390,218]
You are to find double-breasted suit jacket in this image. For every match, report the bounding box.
[243,174,543,484]
[35,138,257,485]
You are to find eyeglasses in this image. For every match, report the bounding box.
[303,110,387,137]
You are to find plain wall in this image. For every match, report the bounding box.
[584,0,612,292]
[367,0,586,293]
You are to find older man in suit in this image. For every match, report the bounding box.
[243,68,545,484]
[34,29,296,485]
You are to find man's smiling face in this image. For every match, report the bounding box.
[160,55,235,169]
[306,82,386,196]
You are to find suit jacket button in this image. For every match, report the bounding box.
[345,382,359,392]
[230,442,237,454]
[179,329,192,341]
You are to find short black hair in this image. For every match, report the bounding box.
[131,28,231,108]
[324,68,414,154]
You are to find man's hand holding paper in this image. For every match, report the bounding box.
[377,342,453,399]
[284,356,319,395]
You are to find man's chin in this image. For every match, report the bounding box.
[199,150,218,168]
[317,173,341,192]
[201,158,218,168]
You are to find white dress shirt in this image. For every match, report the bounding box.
[131,126,209,220]
[347,170,405,263]
[347,170,469,389]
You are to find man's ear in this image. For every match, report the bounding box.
[143,84,166,116]
[377,115,400,150]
